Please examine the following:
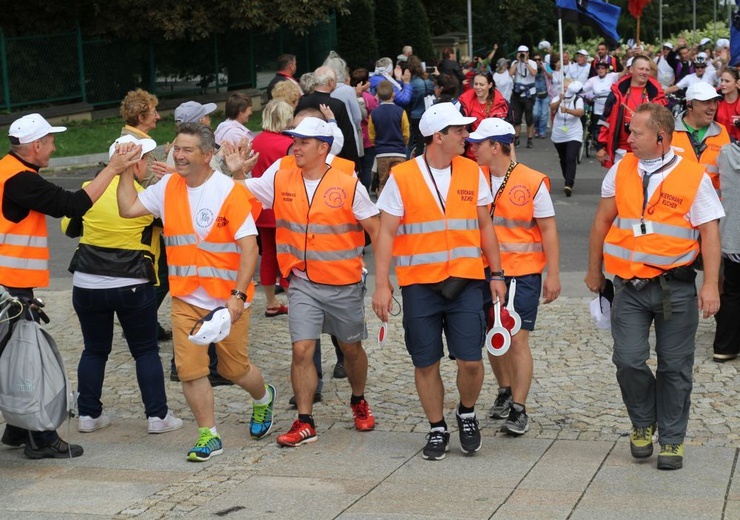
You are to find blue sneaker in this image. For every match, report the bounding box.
[250,384,276,440]
[187,427,223,462]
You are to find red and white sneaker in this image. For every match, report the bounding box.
[276,419,317,447]
[351,399,375,431]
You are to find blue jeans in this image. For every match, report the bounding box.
[359,147,376,191]
[74,283,168,419]
[532,96,549,136]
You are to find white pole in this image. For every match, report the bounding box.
[559,17,565,95]
[660,1,663,44]
[467,0,473,59]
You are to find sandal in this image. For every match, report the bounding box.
[265,304,288,317]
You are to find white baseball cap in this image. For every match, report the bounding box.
[9,113,66,144]
[566,81,584,97]
[174,101,217,124]
[700,37,712,46]
[538,40,551,50]
[517,45,529,53]
[576,49,589,56]
[626,57,634,68]
[466,118,515,144]
[686,81,721,102]
[283,116,334,145]
[717,38,730,49]
[696,51,708,62]
[188,306,231,346]
[662,42,674,50]
[108,134,156,160]
[419,102,476,137]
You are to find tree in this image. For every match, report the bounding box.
[337,0,379,70]
[400,0,434,61]
[374,0,404,59]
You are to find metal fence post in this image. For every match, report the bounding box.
[249,32,255,88]
[76,22,87,103]
[214,34,219,93]
[149,38,156,94]
[0,28,11,112]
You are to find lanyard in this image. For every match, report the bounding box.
[640,155,677,231]
[423,155,450,212]
[491,160,517,216]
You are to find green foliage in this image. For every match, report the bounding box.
[401,0,435,62]
[337,0,379,69]
[374,0,404,59]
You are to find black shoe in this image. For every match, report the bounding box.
[514,137,521,147]
[333,362,347,379]
[2,426,26,447]
[208,374,234,387]
[422,429,450,460]
[526,138,533,148]
[564,186,572,197]
[713,353,737,363]
[157,325,173,342]
[489,389,513,419]
[456,412,481,454]
[288,392,322,407]
[503,406,530,436]
[274,285,285,295]
[24,438,84,459]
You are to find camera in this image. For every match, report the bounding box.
[426,66,437,74]
[518,52,525,60]
[733,116,740,129]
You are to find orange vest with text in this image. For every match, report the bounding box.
[392,156,485,286]
[273,167,364,285]
[603,154,702,279]
[671,122,729,191]
[0,154,49,288]
[490,163,550,276]
[162,174,255,301]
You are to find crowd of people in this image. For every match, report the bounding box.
[0,36,738,474]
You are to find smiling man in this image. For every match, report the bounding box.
[372,103,507,461]
[245,117,380,447]
[117,122,276,462]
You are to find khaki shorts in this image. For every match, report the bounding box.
[171,297,252,382]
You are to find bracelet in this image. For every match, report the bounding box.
[489,269,505,277]
[488,276,506,282]
[231,289,247,302]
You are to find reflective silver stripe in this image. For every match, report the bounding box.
[500,242,543,253]
[199,241,241,254]
[276,220,307,234]
[603,243,698,266]
[493,216,536,230]
[612,217,699,240]
[447,219,479,231]
[0,234,48,247]
[198,266,238,281]
[0,255,48,271]
[395,247,481,267]
[277,243,364,261]
[397,219,478,236]
[307,222,363,234]
[164,234,198,247]
[168,265,197,277]
[705,164,718,174]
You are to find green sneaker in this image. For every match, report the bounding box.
[657,443,684,470]
[187,427,223,462]
[250,384,276,440]
[629,423,656,458]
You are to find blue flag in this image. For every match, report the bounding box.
[555,0,621,47]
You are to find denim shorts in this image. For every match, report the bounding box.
[401,280,486,368]
[483,273,542,331]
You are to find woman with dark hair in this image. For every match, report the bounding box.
[717,66,740,142]
[459,71,509,158]
[407,55,435,157]
[434,73,460,104]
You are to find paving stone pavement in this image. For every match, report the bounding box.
[1,279,739,519]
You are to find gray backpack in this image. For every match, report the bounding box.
[0,310,73,431]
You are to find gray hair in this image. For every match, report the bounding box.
[313,66,336,87]
[300,72,316,95]
[262,99,294,133]
[323,50,348,83]
[176,122,215,154]
[375,57,393,70]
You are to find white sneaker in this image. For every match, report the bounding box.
[148,410,184,434]
[78,413,112,433]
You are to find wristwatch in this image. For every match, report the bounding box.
[231,289,247,302]
[490,269,505,277]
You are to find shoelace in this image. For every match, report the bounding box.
[426,431,446,445]
[194,434,218,449]
[459,417,479,435]
[353,401,371,419]
[632,426,652,441]
[494,393,511,408]
[662,443,681,454]
[252,403,272,422]
[287,420,310,434]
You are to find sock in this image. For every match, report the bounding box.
[498,386,512,396]
[429,419,447,432]
[350,394,364,405]
[209,426,219,436]
[512,403,526,414]
[253,387,271,405]
[298,414,315,428]
[458,403,475,416]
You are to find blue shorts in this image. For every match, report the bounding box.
[401,280,486,368]
[483,273,542,331]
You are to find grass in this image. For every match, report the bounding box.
[0,110,263,158]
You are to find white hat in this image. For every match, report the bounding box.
[686,81,721,102]
[283,116,334,145]
[566,81,584,97]
[396,53,408,62]
[174,101,217,124]
[108,134,157,160]
[9,113,66,144]
[576,49,589,56]
[662,42,674,50]
[626,57,634,68]
[696,51,708,61]
[700,37,712,46]
[538,40,551,50]
[717,38,730,49]
[589,279,613,330]
[188,307,231,346]
[517,45,529,53]
[466,118,515,144]
[419,102,476,137]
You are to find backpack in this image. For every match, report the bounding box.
[0,309,73,431]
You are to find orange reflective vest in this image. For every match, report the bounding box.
[274,167,364,285]
[279,154,356,176]
[490,163,550,276]
[671,119,729,191]
[392,156,485,286]
[603,154,702,279]
[162,174,255,301]
[0,154,49,288]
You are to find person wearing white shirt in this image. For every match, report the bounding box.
[550,81,585,196]
[565,49,592,84]
[666,61,715,94]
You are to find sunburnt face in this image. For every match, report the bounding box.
[688,98,719,128]
[627,112,662,159]
[172,133,211,178]
[438,125,469,157]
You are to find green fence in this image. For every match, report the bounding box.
[0,19,337,113]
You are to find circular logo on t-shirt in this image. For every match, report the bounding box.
[324,187,347,208]
[508,185,531,206]
[196,208,214,228]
